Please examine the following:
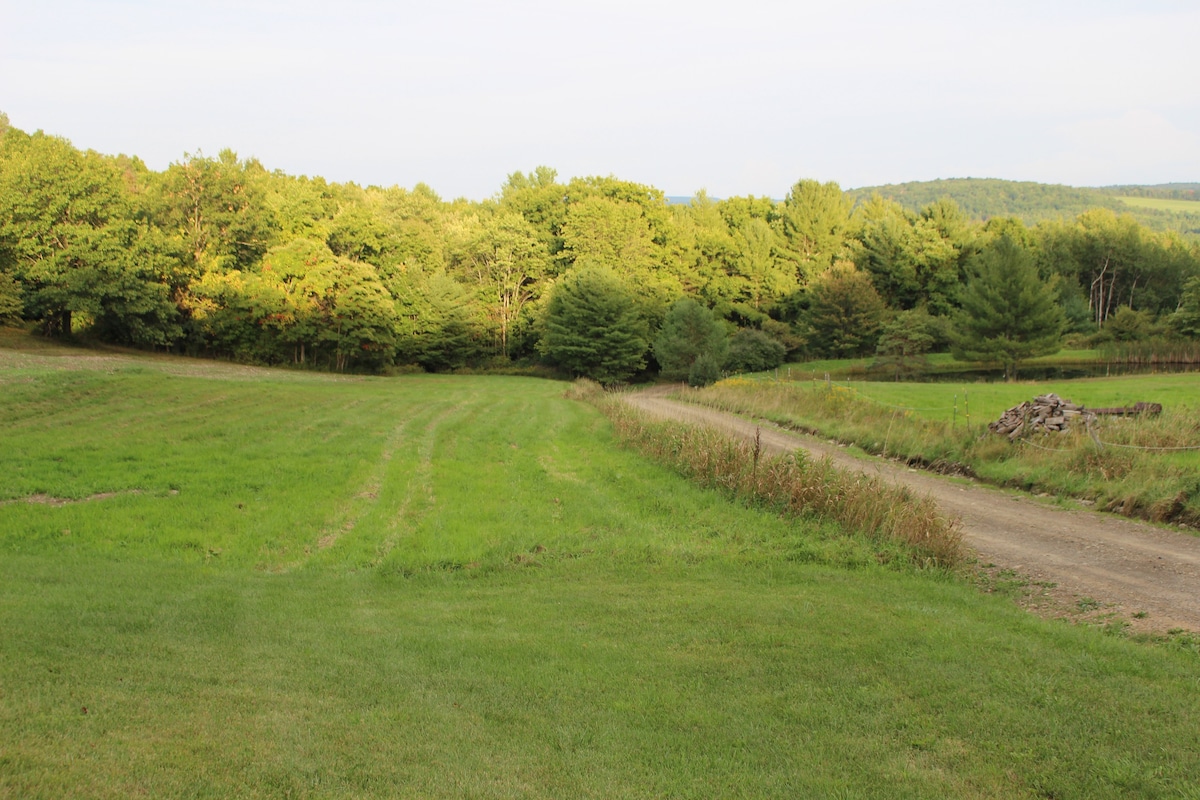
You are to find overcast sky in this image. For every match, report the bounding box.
[2,0,1198,199]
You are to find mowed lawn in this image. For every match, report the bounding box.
[2,343,1199,798]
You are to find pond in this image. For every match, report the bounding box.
[799,362,1200,383]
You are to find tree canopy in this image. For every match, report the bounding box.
[1,114,1198,376]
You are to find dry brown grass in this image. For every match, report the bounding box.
[583,387,963,568]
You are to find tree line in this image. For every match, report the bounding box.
[2,114,1199,383]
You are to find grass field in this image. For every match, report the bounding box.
[3,333,1200,798]
[678,372,1200,524]
[1114,195,1200,213]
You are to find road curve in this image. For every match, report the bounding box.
[624,390,1200,633]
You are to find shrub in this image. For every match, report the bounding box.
[654,298,727,380]
[724,328,787,374]
[688,352,723,387]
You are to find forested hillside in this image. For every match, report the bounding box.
[848,178,1200,237]
[2,115,1199,379]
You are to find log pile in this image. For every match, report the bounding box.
[989,394,1088,439]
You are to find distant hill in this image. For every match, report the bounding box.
[846,178,1200,237]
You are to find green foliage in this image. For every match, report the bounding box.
[952,235,1065,380]
[873,309,937,377]
[449,211,549,357]
[0,130,177,342]
[0,270,24,323]
[653,298,728,381]
[776,179,852,278]
[804,263,887,358]
[848,177,1200,237]
[561,193,679,319]
[724,327,787,374]
[852,196,963,314]
[540,267,648,384]
[4,114,1200,380]
[151,149,279,275]
[1170,276,1200,338]
[687,351,723,387]
[395,268,482,372]
[1105,306,1157,342]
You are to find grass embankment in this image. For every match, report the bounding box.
[3,335,1200,798]
[676,375,1200,525]
[573,382,961,567]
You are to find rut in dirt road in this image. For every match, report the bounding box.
[624,390,1200,634]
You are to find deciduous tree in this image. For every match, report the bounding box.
[804,262,887,358]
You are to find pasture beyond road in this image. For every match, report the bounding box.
[626,388,1200,633]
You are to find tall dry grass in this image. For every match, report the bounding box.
[672,378,1200,526]
[572,382,963,568]
[1100,339,1200,367]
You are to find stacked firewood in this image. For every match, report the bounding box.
[989,394,1088,439]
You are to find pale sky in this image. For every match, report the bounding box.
[2,0,1198,199]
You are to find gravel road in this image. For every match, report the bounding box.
[624,390,1200,634]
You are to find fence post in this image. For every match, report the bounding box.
[953,394,958,429]
[965,390,970,432]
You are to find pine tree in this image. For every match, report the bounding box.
[951,234,1064,380]
[540,268,648,385]
[653,298,727,382]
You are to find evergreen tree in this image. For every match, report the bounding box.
[653,298,727,381]
[1168,276,1200,339]
[540,268,648,384]
[804,263,887,358]
[0,271,22,324]
[951,234,1064,380]
[873,309,937,379]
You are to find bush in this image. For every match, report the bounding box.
[688,352,723,387]
[654,298,727,380]
[0,272,22,324]
[724,328,787,374]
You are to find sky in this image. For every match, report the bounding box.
[2,0,1198,200]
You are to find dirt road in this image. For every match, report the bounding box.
[625,390,1200,634]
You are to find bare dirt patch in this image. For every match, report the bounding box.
[625,388,1200,634]
[0,489,158,507]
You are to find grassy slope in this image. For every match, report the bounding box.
[2,336,1200,798]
